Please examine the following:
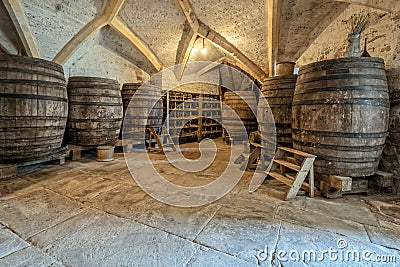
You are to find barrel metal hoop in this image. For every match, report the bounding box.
[68,101,122,106]
[293,140,385,152]
[292,99,390,107]
[294,85,389,95]
[0,79,67,88]
[298,74,387,84]
[292,128,388,138]
[0,93,68,102]
[0,67,65,81]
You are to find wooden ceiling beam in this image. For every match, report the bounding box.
[53,0,125,65]
[2,0,39,57]
[0,28,19,54]
[267,0,282,77]
[174,21,198,79]
[199,23,267,81]
[175,0,200,79]
[176,0,267,81]
[177,0,200,30]
[110,17,163,71]
[335,0,400,12]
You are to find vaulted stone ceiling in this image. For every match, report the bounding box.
[1,0,398,81]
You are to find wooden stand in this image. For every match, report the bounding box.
[236,131,264,170]
[0,148,66,179]
[147,127,176,154]
[0,164,18,179]
[316,171,395,198]
[65,145,96,161]
[266,147,317,200]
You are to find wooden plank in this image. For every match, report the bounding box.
[332,176,352,192]
[274,159,300,172]
[268,171,293,187]
[245,147,261,170]
[374,171,394,188]
[277,146,317,158]
[309,165,315,197]
[3,0,39,57]
[351,178,369,193]
[148,127,164,153]
[316,173,352,192]
[285,173,313,193]
[286,157,314,199]
[320,180,343,198]
[0,164,17,179]
[285,156,300,165]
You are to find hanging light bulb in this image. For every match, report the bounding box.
[201,38,207,54]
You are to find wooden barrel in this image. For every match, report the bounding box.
[293,57,389,176]
[276,62,295,76]
[0,54,68,164]
[120,83,141,139]
[386,68,400,145]
[121,83,163,140]
[67,77,123,146]
[380,68,400,177]
[259,75,296,147]
[222,91,258,140]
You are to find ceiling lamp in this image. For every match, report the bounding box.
[201,38,207,54]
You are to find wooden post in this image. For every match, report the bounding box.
[198,94,203,142]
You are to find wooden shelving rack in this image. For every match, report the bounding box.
[164,91,222,144]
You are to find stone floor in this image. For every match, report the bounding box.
[0,139,399,267]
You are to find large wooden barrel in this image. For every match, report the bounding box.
[67,77,123,146]
[380,68,400,178]
[120,83,141,139]
[293,57,389,176]
[0,54,68,164]
[222,91,257,140]
[121,83,163,140]
[260,75,296,147]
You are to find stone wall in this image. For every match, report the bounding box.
[65,44,149,85]
[160,65,220,95]
[298,4,400,69]
[20,0,104,60]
